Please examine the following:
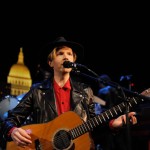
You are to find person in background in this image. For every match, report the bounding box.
[96,74,133,150]
[97,74,122,111]
[0,37,137,149]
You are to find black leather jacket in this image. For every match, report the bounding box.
[1,77,95,141]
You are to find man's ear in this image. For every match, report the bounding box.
[48,61,53,67]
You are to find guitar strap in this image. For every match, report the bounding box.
[82,95,91,120]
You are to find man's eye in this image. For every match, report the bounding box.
[57,52,63,55]
[68,53,73,56]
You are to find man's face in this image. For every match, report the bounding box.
[50,46,75,74]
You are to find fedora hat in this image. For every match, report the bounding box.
[45,36,84,59]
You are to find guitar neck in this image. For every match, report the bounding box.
[69,96,144,139]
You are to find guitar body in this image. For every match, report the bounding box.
[6,111,91,150]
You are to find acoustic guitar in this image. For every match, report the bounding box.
[6,88,150,150]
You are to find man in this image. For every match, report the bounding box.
[0,37,137,149]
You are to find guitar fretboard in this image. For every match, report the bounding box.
[69,96,144,139]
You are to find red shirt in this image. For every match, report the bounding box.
[53,79,71,115]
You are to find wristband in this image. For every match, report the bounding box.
[7,127,17,137]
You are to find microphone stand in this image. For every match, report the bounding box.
[72,69,150,102]
[72,67,150,150]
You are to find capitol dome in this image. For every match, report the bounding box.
[7,47,32,96]
[9,64,31,78]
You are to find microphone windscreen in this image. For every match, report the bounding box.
[63,61,73,68]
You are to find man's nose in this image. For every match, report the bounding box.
[63,53,69,59]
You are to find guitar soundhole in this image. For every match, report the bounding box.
[53,129,72,149]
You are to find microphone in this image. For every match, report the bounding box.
[63,61,85,69]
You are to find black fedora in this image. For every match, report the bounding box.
[45,36,84,59]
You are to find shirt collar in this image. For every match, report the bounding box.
[53,78,71,90]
